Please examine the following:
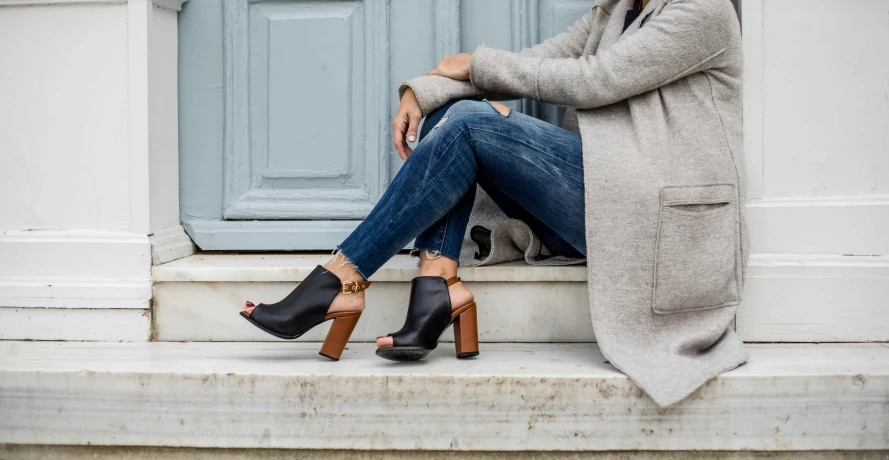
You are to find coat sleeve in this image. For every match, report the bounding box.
[398,8,596,117]
[469,0,736,109]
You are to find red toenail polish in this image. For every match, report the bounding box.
[245,301,255,308]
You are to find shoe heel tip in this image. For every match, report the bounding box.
[319,351,340,361]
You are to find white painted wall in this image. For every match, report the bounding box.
[0,3,130,232]
[759,0,889,198]
[0,0,193,341]
[740,0,889,340]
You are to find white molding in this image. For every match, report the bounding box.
[747,195,889,207]
[0,229,153,340]
[0,229,146,244]
[149,225,196,266]
[0,307,150,341]
[0,230,151,280]
[0,277,151,309]
[150,0,185,10]
[746,195,889,254]
[740,254,889,343]
[0,0,186,10]
[749,253,889,269]
[0,0,185,10]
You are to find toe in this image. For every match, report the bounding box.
[244,301,255,315]
[376,336,393,348]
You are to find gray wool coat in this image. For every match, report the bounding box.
[399,0,749,407]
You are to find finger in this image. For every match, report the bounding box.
[406,111,420,143]
[393,118,408,160]
[426,68,441,77]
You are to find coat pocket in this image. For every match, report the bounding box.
[652,184,741,314]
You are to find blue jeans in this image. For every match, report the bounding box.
[336,99,586,280]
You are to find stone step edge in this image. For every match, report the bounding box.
[2,342,887,451]
[152,253,889,283]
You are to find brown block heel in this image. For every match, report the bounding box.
[319,311,362,361]
[453,301,479,358]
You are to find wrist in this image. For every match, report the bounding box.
[469,47,483,86]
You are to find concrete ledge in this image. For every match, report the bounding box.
[1,342,887,451]
[3,445,889,460]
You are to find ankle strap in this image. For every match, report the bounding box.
[342,280,372,294]
[445,276,461,286]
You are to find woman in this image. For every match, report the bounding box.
[241,0,749,408]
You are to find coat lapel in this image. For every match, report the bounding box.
[598,0,664,50]
[624,0,662,34]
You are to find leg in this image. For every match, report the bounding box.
[376,100,587,350]
[409,97,584,266]
[373,100,479,349]
[411,98,479,268]
[333,100,484,279]
[247,98,480,318]
[470,102,587,256]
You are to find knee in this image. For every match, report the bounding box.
[426,100,491,136]
[424,99,484,123]
[445,99,490,119]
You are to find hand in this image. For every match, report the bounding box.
[426,53,472,81]
[392,87,422,160]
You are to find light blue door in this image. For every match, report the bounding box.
[178,0,738,250]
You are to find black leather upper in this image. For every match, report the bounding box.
[388,276,453,350]
[250,265,341,336]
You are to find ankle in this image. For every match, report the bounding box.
[419,267,457,278]
[418,252,458,279]
[324,251,365,283]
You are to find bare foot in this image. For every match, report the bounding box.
[245,252,367,316]
[376,252,473,348]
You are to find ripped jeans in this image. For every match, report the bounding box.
[335,98,587,280]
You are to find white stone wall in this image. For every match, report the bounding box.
[0,0,193,341]
[737,0,889,341]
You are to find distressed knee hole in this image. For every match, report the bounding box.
[484,99,511,117]
[432,115,448,129]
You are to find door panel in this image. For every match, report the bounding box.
[223,0,387,220]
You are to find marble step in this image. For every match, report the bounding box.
[1,341,887,451]
[151,253,889,343]
[153,254,591,343]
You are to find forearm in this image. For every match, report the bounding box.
[398,76,483,118]
[467,0,735,109]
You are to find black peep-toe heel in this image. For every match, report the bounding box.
[240,265,371,360]
[376,275,479,361]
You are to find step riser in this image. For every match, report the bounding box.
[151,254,889,343]
[2,343,887,451]
[154,276,889,343]
[154,281,593,342]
